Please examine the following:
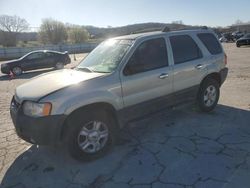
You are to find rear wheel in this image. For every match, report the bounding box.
[65,110,117,161]
[12,67,22,76]
[197,78,220,112]
[55,62,64,69]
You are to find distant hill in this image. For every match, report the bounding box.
[14,22,188,42]
[1,22,210,47]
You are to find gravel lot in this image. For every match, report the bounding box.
[0,43,250,188]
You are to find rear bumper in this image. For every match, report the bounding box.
[220,67,228,85]
[10,98,66,145]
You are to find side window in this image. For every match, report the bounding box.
[124,38,168,75]
[170,35,202,64]
[197,33,222,55]
[26,52,44,60]
[45,52,55,57]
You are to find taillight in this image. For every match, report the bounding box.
[224,53,227,65]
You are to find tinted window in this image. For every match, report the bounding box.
[170,35,202,64]
[124,38,168,75]
[26,52,45,60]
[45,52,55,57]
[197,33,222,55]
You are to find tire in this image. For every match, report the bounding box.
[12,66,22,76]
[55,62,64,69]
[197,78,220,112]
[65,109,117,161]
[236,43,241,48]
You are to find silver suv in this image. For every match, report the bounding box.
[10,28,228,160]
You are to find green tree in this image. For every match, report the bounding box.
[68,26,89,44]
[39,18,67,44]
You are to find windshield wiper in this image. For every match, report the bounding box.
[91,70,110,73]
[75,67,93,73]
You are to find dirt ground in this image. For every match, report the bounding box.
[0,43,250,188]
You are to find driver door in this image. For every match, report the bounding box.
[22,52,46,71]
[120,37,173,120]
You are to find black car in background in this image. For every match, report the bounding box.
[1,50,71,75]
[232,31,244,40]
[236,34,250,47]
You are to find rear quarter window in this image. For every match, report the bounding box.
[197,33,222,55]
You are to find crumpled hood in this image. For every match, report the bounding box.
[15,69,105,102]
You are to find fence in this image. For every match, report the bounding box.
[0,43,98,60]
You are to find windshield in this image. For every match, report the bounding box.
[77,39,133,73]
[20,51,34,59]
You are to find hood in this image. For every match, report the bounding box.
[2,59,20,65]
[15,69,105,102]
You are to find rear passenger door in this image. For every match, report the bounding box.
[169,34,207,103]
[120,37,173,119]
[43,52,57,68]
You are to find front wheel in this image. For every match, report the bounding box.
[65,110,117,161]
[197,78,220,112]
[12,66,22,76]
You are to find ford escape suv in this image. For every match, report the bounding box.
[10,28,228,160]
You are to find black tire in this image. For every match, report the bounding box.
[197,78,220,112]
[55,62,64,69]
[65,109,117,161]
[236,43,241,48]
[12,66,22,76]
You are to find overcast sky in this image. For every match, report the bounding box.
[0,0,249,30]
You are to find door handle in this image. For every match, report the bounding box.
[159,73,169,79]
[195,64,204,70]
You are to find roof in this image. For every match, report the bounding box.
[113,31,163,40]
[27,50,66,54]
[113,28,212,40]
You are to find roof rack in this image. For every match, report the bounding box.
[162,26,208,32]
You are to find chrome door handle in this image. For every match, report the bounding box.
[195,64,204,70]
[159,73,169,79]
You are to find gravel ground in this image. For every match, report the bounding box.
[0,44,250,188]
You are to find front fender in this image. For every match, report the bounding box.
[39,79,123,116]
[63,90,122,115]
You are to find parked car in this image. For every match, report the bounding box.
[10,28,228,161]
[220,33,235,43]
[219,36,228,43]
[236,33,250,47]
[232,31,244,40]
[1,50,71,75]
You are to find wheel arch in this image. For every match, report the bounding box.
[60,102,120,141]
[200,72,221,87]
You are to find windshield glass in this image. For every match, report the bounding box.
[20,51,34,59]
[77,39,133,73]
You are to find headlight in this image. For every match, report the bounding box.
[23,101,52,117]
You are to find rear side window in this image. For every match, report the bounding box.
[197,33,222,55]
[170,35,202,64]
[46,52,55,57]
